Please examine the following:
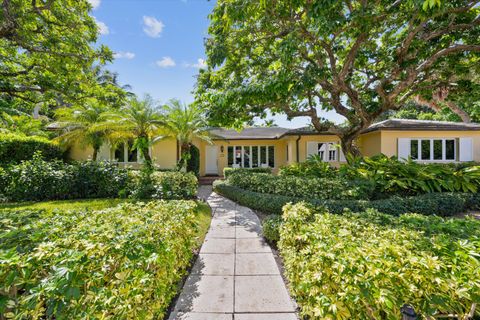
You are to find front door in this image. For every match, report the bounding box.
[205,145,218,175]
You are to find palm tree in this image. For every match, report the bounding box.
[102,95,164,164]
[54,104,109,161]
[161,99,212,170]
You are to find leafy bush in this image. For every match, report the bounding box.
[187,144,200,176]
[0,201,201,319]
[223,167,272,179]
[262,215,282,243]
[128,170,198,200]
[340,154,480,196]
[279,203,480,319]
[279,155,337,179]
[227,172,366,200]
[213,181,479,216]
[0,133,64,165]
[0,154,128,201]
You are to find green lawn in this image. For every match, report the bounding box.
[0,198,130,212]
[195,201,212,245]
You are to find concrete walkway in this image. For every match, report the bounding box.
[169,186,297,320]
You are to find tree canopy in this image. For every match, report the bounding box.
[196,0,480,154]
[0,0,123,113]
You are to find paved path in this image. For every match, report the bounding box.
[169,186,297,320]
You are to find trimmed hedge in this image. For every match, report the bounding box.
[213,181,480,216]
[227,172,365,200]
[0,201,201,319]
[262,215,282,243]
[127,170,198,200]
[0,133,64,164]
[223,167,272,179]
[279,203,480,319]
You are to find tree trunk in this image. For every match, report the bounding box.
[142,147,152,164]
[92,147,98,161]
[414,94,472,123]
[340,133,362,162]
[179,143,191,171]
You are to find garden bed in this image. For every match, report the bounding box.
[0,200,211,319]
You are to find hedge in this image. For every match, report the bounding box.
[223,167,272,179]
[0,201,201,319]
[213,181,480,216]
[0,133,64,165]
[0,155,198,202]
[226,172,365,200]
[279,203,480,319]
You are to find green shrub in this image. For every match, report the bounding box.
[262,215,282,243]
[0,201,201,319]
[223,167,272,179]
[187,144,200,176]
[340,154,480,196]
[214,181,476,216]
[227,173,364,200]
[279,203,480,319]
[0,133,64,164]
[279,155,337,178]
[0,155,128,201]
[128,170,198,200]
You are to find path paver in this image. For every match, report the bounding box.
[170,186,297,319]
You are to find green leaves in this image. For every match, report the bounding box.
[0,200,202,319]
[279,203,480,319]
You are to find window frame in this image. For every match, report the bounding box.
[227,145,276,168]
[316,142,338,162]
[409,138,456,162]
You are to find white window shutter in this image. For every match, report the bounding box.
[459,138,473,162]
[306,142,318,159]
[97,143,111,161]
[397,138,410,161]
[339,147,347,162]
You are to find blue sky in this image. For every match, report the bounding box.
[90,0,341,128]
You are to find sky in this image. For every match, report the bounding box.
[90,0,342,128]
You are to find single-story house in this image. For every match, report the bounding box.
[67,119,480,176]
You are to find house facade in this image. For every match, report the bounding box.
[68,119,480,176]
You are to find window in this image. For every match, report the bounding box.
[113,141,144,163]
[409,139,456,162]
[227,145,276,168]
[315,142,338,162]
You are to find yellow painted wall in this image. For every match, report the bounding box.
[151,138,178,169]
[68,144,93,161]
[358,131,382,157]
[380,130,480,161]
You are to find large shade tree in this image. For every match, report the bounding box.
[196,0,480,155]
[161,99,211,170]
[0,0,117,112]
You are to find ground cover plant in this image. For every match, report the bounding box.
[0,200,211,319]
[279,202,480,319]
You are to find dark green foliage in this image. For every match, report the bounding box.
[340,155,480,196]
[0,154,129,201]
[227,172,365,200]
[0,133,64,165]
[128,162,157,200]
[187,144,200,176]
[279,155,337,179]
[262,215,282,243]
[223,167,272,179]
[128,170,198,200]
[213,181,478,217]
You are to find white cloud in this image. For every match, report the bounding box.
[156,57,176,68]
[185,58,207,69]
[114,51,136,59]
[88,0,101,9]
[96,19,109,35]
[143,16,165,38]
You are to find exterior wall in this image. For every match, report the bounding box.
[197,139,289,176]
[68,144,93,161]
[296,134,343,166]
[358,131,382,157]
[379,130,480,161]
[151,138,178,169]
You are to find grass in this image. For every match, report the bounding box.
[0,198,130,212]
[194,201,212,246]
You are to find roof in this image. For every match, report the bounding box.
[362,119,480,133]
[209,127,290,140]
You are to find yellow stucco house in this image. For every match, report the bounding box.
[69,119,480,176]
